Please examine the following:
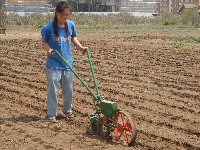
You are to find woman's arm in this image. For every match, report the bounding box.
[72,37,87,55]
[71,37,83,50]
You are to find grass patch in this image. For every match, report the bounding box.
[191,37,200,43]
[171,41,184,48]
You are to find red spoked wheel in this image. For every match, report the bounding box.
[113,110,137,146]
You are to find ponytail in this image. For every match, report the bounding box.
[53,15,59,36]
[64,21,71,36]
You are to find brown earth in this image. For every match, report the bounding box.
[0,26,200,150]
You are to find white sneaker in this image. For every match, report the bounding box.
[45,116,56,121]
[63,112,74,118]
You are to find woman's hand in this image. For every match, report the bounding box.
[81,47,88,55]
[47,49,54,57]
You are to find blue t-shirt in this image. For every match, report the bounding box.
[41,20,77,70]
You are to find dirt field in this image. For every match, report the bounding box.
[1,25,200,150]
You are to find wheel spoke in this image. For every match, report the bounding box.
[120,112,130,144]
[113,110,137,146]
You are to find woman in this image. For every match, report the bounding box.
[41,1,87,121]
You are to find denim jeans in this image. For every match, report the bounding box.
[46,68,74,118]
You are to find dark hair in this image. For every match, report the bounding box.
[53,1,71,36]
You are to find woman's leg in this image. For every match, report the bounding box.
[61,70,74,114]
[46,68,62,118]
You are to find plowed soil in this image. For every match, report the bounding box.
[1,26,200,150]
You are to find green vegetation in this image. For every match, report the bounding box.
[7,12,151,29]
[180,8,200,27]
[161,11,177,25]
[171,41,184,48]
[191,37,200,43]
[7,10,200,29]
[161,9,200,27]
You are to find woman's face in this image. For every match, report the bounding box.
[56,8,71,24]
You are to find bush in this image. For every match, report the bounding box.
[70,12,145,29]
[70,13,113,29]
[7,12,51,28]
[180,8,200,27]
[161,11,177,25]
[181,8,200,24]
[7,12,154,29]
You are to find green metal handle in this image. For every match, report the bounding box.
[54,49,100,101]
[86,48,101,98]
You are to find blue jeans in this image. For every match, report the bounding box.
[46,68,74,118]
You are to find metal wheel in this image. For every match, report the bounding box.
[90,118,102,135]
[113,110,137,146]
